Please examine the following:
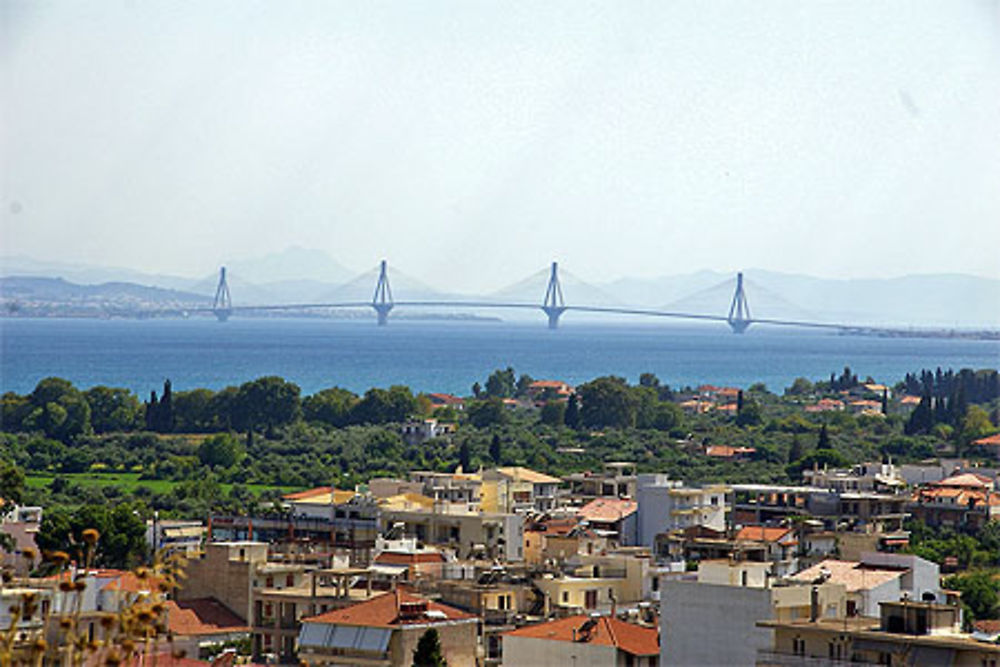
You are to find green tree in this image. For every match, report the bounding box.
[351,386,415,425]
[735,397,762,427]
[468,398,509,429]
[578,377,637,429]
[458,441,472,472]
[173,388,216,432]
[817,423,831,448]
[0,461,25,551]
[945,572,999,623]
[412,628,447,667]
[959,405,995,450]
[788,435,804,463]
[485,368,517,399]
[1,392,31,432]
[84,386,142,433]
[515,374,535,398]
[198,433,244,468]
[564,393,580,429]
[36,503,147,569]
[232,376,302,434]
[785,377,814,396]
[303,387,358,427]
[24,377,92,441]
[539,401,567,426]
[489,434,502,464]
[639,372,660,388]
[905,393,934,435]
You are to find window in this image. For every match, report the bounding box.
[562,591,569,603]
[741,570,748,587]
[286,574,294,587]
[266,576,274,588]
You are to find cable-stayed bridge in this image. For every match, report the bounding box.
[175,261,998,339]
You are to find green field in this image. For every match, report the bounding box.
[25,472,303,496]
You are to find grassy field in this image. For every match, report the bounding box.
[25,472,303,496]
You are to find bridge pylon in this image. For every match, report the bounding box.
[727,272,752,333]
[541,261,567,329]
[213,267,232,322]
[371,260,394,326]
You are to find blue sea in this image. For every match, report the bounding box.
[1,317,998,397]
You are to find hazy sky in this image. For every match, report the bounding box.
[3,1,999,291]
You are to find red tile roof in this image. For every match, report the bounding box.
[303,591,473,628]
[735,526,794,544]
[503,615,658,656]
[166,598,248,637]
[577,498,638,522]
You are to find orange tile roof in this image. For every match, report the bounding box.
[303,591,472,628]
[577,498,638,522]
[706,445,756,458]
[428,393,464,405]
[934,473,993,489]
[790,560,902,593]
[975,619,1000,635]
[900,395,922,405]
[166,598,248,636]
[86,653,207,667]
[283,486,357,504]
[529,517,580,537]
[503,615,658,656]
[495,466,562,485]
[102,571,163,594]
[530,380,571,389]
[974,434,1000,447]
[374,551,446,565]
[734,526,793,544]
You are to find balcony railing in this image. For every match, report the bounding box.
[756,650,879,667]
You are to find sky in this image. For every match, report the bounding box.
[3,1,1000,292]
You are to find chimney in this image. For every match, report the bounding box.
[810,586,820,622]
[610,592,617,617]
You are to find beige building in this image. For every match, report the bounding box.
[379,496,524,562]
[759,600,1000,666]
[297,590,478,667]
[482,467,563,513]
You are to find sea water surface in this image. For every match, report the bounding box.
[1,317,998,396]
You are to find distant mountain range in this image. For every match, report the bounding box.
[2,249,998,327]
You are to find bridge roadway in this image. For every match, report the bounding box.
[159,299,1000,340]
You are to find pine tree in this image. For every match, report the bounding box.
[881,389,888,415]
[412,628,447,667]
[737,390,744,414]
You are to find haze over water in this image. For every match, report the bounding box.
[2,318,997,397]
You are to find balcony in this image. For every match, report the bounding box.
[756,650,879,667]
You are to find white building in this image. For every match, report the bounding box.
[635,474,729,547]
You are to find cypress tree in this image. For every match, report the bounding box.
[489,433,502,464]
[564,393,580,429]
[412,628,447,667]
[818,423,830,449]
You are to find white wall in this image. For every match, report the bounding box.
[502,635,619,667]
